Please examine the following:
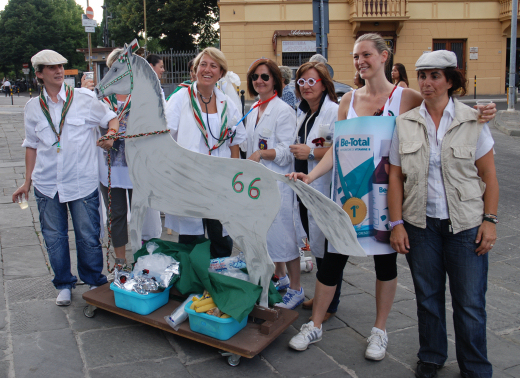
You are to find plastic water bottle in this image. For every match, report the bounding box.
[208,252,247,273]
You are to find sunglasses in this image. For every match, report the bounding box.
[297,78,322,87]
[252,73,270,82]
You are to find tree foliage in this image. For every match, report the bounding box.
[104,0,219,51]
[0,0,88,76]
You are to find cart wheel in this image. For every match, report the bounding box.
[83,305,96,318]
[218,351,241,367]
[227,354,241,367]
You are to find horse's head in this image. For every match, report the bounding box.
[96,40,139,99]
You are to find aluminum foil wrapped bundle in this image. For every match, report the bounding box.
[132,276,160,294]
[113,267,132,290]
[159,261,180,288]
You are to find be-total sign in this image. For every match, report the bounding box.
[282,41,316,53]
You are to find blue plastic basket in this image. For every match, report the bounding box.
[184,300,248,340]
[110,283,171,315]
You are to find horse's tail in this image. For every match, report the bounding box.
[275,174,366,257]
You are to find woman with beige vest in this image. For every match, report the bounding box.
[387,50,498,378]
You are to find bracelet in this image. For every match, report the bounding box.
[106,129,117,135]
[389,219,404,229]
[259,150,263,160]
[484,213,497,219]
[483,216,498,224]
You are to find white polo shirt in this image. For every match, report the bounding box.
[22,84,117,203]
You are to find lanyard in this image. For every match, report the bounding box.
[237,91,277,128]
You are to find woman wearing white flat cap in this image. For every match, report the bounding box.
[388,50,498,378]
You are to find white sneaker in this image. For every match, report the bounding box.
[56,289,71,306]
[289,321,323,351]
[89,286,98,290]
[274,274,290,291]
[365,327,388,360]
[275,287,305,309]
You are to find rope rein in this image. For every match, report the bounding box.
[99,129,170,272]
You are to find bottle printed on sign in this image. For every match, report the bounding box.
[372,139,391,243]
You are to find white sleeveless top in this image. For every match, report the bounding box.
[329,86,404,256]
[347,86,404,119]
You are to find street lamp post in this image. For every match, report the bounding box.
[508,0,518,111]
[87,0,92,71]
[143,0,148,57]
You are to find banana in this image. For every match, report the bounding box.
[220,314,231,319]
[195,304,216,313]
[194,297,215,308]
[190,302,196,310]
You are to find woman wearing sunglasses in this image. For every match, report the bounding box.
[164,47,246,258]
[289,61,339,322]
[245,59,304,309]
[286,33,497,358]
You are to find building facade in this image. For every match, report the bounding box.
[219,0,520,96]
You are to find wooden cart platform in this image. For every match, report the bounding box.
[83,284,299,365]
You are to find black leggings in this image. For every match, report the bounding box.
[316,250,398,286]
[100,184,132,248]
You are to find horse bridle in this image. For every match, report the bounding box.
[99,51,134,96]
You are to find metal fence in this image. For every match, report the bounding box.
[148,49,199,98]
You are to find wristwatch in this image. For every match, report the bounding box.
[389,220,404,229]
[308,148,315,161]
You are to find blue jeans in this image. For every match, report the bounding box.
[405,218,491,378]
[35,188,107,290]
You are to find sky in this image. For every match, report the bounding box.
[0,0,105,24]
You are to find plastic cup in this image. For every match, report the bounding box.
[476,100,492,115]
[318,124,333,147]
[18,199,28,210]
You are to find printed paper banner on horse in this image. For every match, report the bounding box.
[332,116,396,256]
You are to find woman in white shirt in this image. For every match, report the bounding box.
[388,50,497,378]
[245,59,303,309]
[164,47,246,258]
[289,61,339,321]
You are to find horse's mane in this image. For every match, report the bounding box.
[127,53,167,133]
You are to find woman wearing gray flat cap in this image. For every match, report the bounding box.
[387,50,498,378]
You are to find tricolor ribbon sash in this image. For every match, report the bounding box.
[102,94,131,122]
[39,83,74,152]
[187,82,230,155]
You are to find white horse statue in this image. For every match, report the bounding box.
[96,41,365,307]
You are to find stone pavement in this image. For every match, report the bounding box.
[0,102,519,378]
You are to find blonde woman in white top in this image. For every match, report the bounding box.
[164,47,246,258]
